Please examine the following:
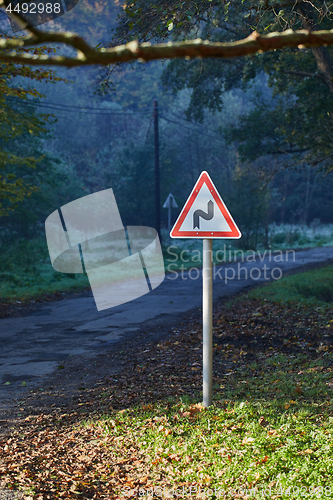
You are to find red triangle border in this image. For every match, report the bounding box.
[170,171,241,239]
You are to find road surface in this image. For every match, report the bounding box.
[0,246,332,405]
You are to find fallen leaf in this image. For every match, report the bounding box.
[299,449,314,455]
[189,403,204,415]
[242,437,255,445]
[267,430,279,437]
[258,417,269,427]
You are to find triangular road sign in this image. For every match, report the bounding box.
[170,171,241,239]
[163,193,178,208]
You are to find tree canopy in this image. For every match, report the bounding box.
[0,61,70,216]
[110,0,333,172]
[0,0,332,236]
[1,1,333,171]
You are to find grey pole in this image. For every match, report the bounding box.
[164,194,178,234]
[154,99,161,242]
[202,238,213,407]
[168,200,171,233]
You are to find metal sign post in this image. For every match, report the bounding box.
[170,171,241,407]
[202,238,213,407]
[163,193,178,233]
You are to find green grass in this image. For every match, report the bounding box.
[77,267,333,499]
[248,265,333,307]
[0,237,90,301]
[84,357,333,499]
[269,223,333,249]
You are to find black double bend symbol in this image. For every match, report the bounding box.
[193,201,214,229]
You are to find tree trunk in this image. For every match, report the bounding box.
[298,3,333,96]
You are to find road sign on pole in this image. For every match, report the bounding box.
[163,193,178,232]
[170,171,241,407]
[170,171,241,239]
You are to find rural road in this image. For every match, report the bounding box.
[0,246,332,408]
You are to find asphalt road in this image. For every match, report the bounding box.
[0,246,332,407]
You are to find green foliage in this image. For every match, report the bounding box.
[0,237,89,300]
[226,54,333,168]
[0,97,48,216]
[0,157,84,241]
[2,0,331,269]
[98,60,175,112]
[105,140,155,226]
[113,0,333,171]
[226,163,271,249]
[0,89,84,239]
[0,51,69,216]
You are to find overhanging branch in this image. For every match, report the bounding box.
[1,28,333,66]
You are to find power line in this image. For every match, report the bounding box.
[3,96,225,140]
[160,114,225,143]
[4,96,152,115]
[163,110,224,138]
[163,111,220,134]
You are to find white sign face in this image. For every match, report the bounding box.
[170,171,241,239]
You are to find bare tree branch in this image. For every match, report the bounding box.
[1,27,333,66]
[279,69,327,84]
[280,69,323,79]
[311,151,333,166]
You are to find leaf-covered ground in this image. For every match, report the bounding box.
[1,279,333,499]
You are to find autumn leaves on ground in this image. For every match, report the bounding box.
[1,267,333,499]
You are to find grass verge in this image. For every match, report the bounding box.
[248,265,333,307]
[0,238,90,304]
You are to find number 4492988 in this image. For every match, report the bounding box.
[6,3,61,14]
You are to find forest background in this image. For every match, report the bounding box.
[1,0,333,300]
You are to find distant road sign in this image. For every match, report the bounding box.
[170,171,241,239]
[163,193,178,233]
[163,193,178,209]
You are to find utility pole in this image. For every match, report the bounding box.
[154,99,161,242]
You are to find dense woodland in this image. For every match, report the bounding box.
[0,0,333,250]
